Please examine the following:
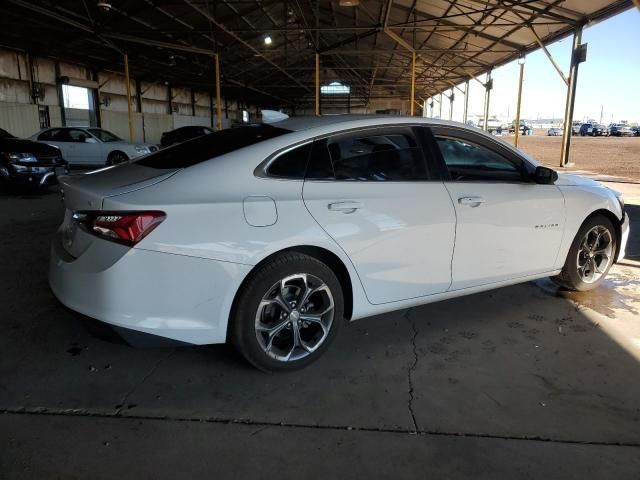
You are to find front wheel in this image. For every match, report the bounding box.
[230,252,344,372]
[552,215,617,291]
[106,151,128,166]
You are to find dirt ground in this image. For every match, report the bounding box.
[502,134,640,182]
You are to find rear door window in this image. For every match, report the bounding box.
[38,129,63,141]
[137,125,291,169]
[320,128,428,181]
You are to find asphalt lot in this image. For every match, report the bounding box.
[1,184,640,479]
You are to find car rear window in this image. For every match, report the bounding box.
[137,125,291,169]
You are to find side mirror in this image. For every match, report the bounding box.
[534,166,558,184]
[85,137,97,144]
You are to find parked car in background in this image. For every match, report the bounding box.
[631,126,640,137]
[0,128,68,191]
[547,127,562,136]
[608,124,634,137]
[479,117,503,134]
[160,125,214,148]
[31,127,158,167]
[50,116,629,371]
[509,120,532,136]
[571,121,581,135]
[579,123,608,136]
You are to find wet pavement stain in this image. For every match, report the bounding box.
[534,266,640,318]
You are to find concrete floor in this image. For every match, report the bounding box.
[1,184,640,479]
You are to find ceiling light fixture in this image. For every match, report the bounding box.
[339,0,360,6]
[264,35,273,46]
[97,1,112,12]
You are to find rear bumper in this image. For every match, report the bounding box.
[49,229,251,345]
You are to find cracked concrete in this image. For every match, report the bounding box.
[404,308,419,433]
[1,188,640,478]
[114,349,176,415]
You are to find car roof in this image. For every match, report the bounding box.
[274,114,476,136]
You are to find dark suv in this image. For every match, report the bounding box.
[0,128,68,191]
[579,123,608,136]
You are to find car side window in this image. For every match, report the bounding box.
[305,139,335,180]
[324,129,428,181]
[436,137,523,182]
[67,129,90,143]
[38,129,62,141]
[266,142,312,179]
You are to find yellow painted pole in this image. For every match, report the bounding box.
[315,53,320,116]
[214,54,223,131]
[514,60,525,148]
[124,54,134,142]
[410,51,416,116]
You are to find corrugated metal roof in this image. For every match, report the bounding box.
[0,0,633,107]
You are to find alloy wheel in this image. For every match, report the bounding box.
[254,273,334,362]
[576,225,613,283]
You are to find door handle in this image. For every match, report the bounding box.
[458,196,486,207]
[328,201,362,214]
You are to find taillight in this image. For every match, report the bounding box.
[78,211,166,246]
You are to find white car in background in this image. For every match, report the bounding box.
[31,127,157,167]
[49,116,629,371]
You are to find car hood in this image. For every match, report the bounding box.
[555,173,603,188]
[59,163,178,210]
[0,138,61,156]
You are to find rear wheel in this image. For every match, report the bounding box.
[230,252,343,372]
[552,215,617,291]
[106,151,128,166]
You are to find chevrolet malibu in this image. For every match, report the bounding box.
[49,116,630,371]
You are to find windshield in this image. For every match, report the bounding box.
[87,128,122,142]
[136,125,292,169]
[0,128,15,139]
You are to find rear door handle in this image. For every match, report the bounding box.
[458,196,486,207]
[328,201,362,214]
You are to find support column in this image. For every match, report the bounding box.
[438,93,442,119]
[514,57,525,148]
[124,54,134,142]
[315,53,320,116]
[209,91,215,128]
[55,61,66,126]
[463,79,469,124]
[448,90,454,120]
[410,51,416,116]
[214,53,223,130]
[560,27,584,167]
[482,71,492,132]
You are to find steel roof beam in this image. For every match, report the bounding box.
[183,0,310,92]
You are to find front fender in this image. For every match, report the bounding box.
[554,184,624,270]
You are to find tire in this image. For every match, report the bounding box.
[230,252,344,372]
[552,214,617,291]
[106,151,128,166]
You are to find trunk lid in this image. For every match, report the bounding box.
[60,163,178,211]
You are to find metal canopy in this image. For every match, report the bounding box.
[0,0,632,107]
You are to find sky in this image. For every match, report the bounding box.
[427,7,640,124]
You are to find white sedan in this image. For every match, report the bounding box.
[31,127,158,167]
[49,116,630,371]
